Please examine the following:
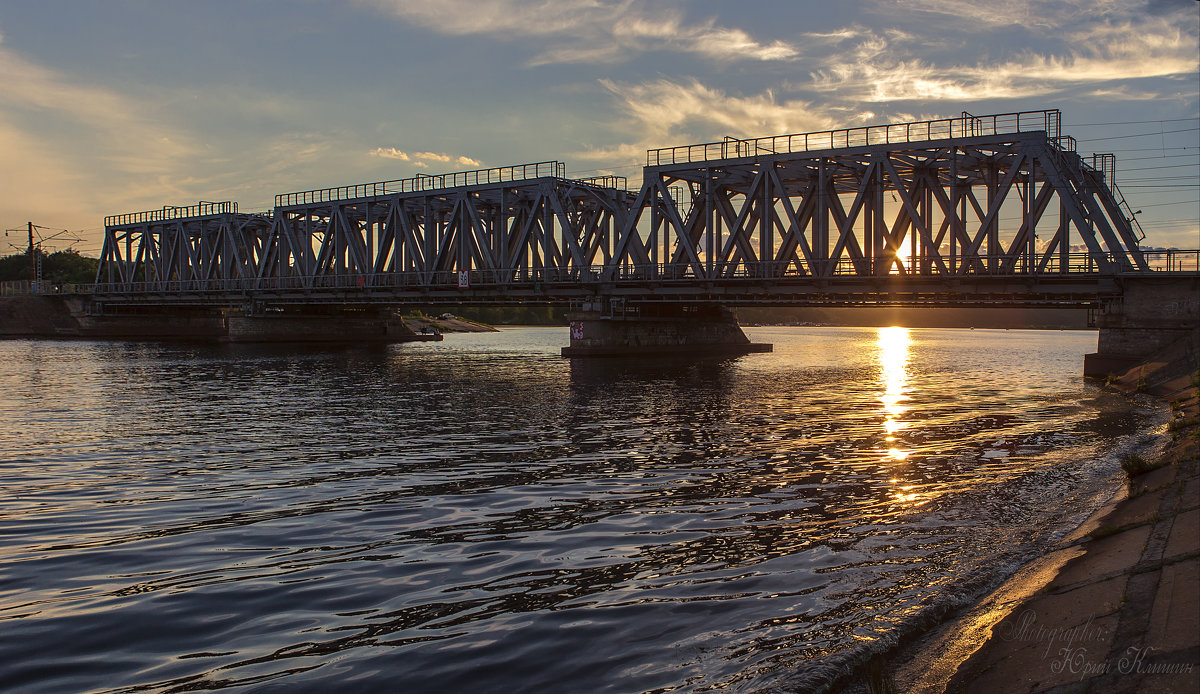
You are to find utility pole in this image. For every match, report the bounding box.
[27,221,36,289]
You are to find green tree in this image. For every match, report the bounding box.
[0,249,99,284]
[0,253,29,281]
[43,249,99,284]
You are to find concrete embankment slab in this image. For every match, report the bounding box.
[894,330,1199,694]
[0,295,82,337]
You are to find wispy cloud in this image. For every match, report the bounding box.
[809,15,1197,101]
[886,0,1197,28]
[361,0,800,64]
[370,147,410,160]
[369,148,482,168]
[0,41,201,231]
[883,0,1053,29]
[575,78,857,163]
[0,47,195,176]
[359,0,611,37]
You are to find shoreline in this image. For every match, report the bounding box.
[888,331,1199,693]
[0,295,499,340]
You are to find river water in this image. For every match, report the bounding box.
[0,327,1160,693]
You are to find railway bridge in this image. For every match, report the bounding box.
[89,109,1199,369]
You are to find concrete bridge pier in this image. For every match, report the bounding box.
[561,302,772,357]
[224,306,431,343]
[74,303,440,343]
[1084,277,1200,378]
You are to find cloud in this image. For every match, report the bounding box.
[600,78,842,139]
[573,141,647,163]
[594,10,798,64]
[362,0,800,64]
[887,0,1197,28]
[1146,0,1197,15]
[370,147,481,168]
[883,0,1052,29]
[0,42,202,242]
[809,16,1198,102]
[575,78,857,164]
[1084,86,1174,100]
[0,47,195,173]
[879,0,1146,31]
[370,147,410,160]
[360,0,610,37]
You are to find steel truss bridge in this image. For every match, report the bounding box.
[93,110,1196,310]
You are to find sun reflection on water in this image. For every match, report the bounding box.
[877,326,912,464]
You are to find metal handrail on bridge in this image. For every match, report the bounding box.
[573,175,629,191]
[647,109,1064,166]
[88,250,1200,297]
[104,201,239,227]
[274,161,568,208]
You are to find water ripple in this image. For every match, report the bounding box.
[0,328,1156,693]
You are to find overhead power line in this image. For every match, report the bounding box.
[1065,117,1199,126]
[1077,127,1200,142]
[1118,163,1200,172]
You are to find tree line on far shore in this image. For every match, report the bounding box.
[0,250,99,285]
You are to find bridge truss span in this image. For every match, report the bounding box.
[94,109,1172,308]
[622,128,1147,285]
[97,204,272,288]
[264,173,637,289]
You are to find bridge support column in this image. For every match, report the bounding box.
[224,306,438,343]
[78,306,228,340]
[561,303,771,357]
[1083,277,1200,378]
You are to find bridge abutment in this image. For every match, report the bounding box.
[224,307,433,343]
[1084,277,1200,378]
[78,306,227,340]
[72,304,441,343]
[561,303,771,357]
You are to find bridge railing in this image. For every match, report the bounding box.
[3,280,96,296]
[88,250,1200,296]
[104,201,239,227]
[1141,249,1200,272]
[275,161,568,207]
[573,175,629,191]
[647,109,1063,166]
[1,280,34,296]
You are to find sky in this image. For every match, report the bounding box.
[0,0,1197,256]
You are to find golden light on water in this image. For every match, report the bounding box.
[877,326,913,464]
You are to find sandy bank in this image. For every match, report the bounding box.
[402,315,499,334]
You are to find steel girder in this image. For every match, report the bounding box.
[260,177,635,290]
[96,203,272,291]
[92,110,1163,307]
[604,132,1148,284]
